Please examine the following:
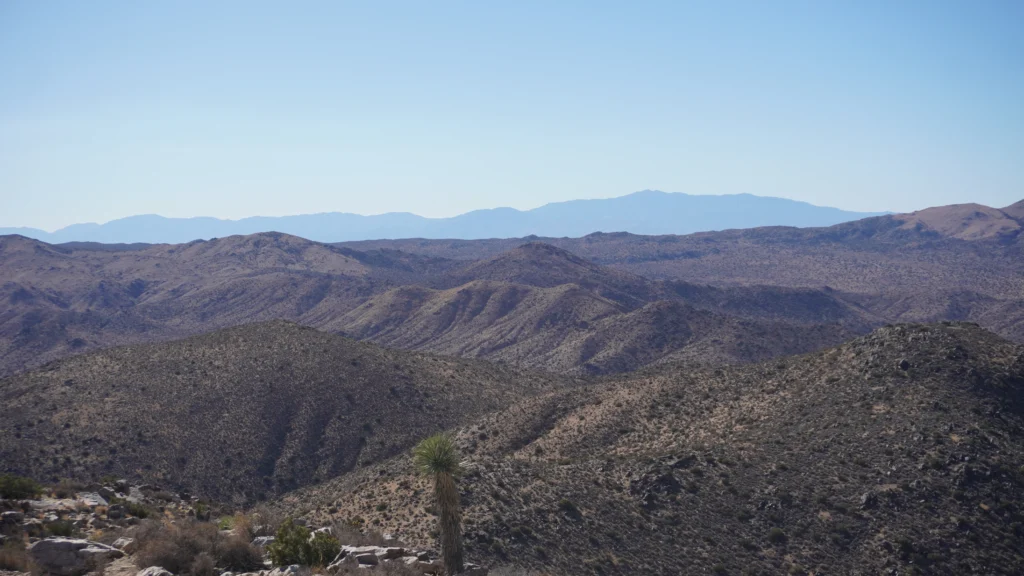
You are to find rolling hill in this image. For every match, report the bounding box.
[0,321,573,503]
[0,233,870,378]
[289,322,1024,575]
[336,281,856,375]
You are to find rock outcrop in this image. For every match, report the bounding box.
[28,538,124,576]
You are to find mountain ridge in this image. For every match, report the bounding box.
[0,191,885,244]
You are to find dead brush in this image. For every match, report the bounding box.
[0,540,36,572]
[130,518,262,575]
[328,521,403,547]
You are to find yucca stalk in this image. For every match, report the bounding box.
[413,433,465,575]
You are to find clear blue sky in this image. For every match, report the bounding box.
[2,0,1022,230]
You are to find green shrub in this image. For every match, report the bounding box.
[267,519,311,566]
[557,499,579,516]
[307,532,341,566]
[45,520,76,537]
[0,474,41,499]
[127,502,152,519]
[767,527,787,544]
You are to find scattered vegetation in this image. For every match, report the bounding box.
[0,474,41,499]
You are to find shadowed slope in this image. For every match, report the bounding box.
[0,321,573,502]
[0,233,453,376]
[335,281,856,375]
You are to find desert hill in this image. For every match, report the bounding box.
[0,321,573,503]
[0,233,868,378]
[290,322,1024,575]
[435,243,661,309]
[340,200,1024,341]
[895,203,1021,240]
[3,200,1022,379]
[0,233,452,377]
[1001,199,1024,222]
[337,282,856,375]
[340,201,1024,295]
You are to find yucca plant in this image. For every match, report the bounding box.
[413,433,465,575]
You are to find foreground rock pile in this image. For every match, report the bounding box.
[2,480,487,575]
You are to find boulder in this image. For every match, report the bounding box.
[1,510,25,524]
[252,536,275,549]
[29,537,125,576]
[342,546,381,556]
[136,568,173,576]
[112,537,137,554]
[375,547,405,560]
[22,518,46,537]
[266,566,303,576]
[399,556,442,574]
[353,552,379,566]
[76,492,108,507]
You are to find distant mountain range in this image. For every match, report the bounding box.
[0,190,885,244]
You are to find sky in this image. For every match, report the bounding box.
[1,1,1022,231]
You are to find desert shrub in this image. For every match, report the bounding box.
[133,520,220,574]
[308,532,341,566]
[0,541,34,571]
[265,519,341,567]
[217,536,264,571]
[0,474,41,499]
[231,512,253,541]
[557,499,581,519]
[267,518,311,565]
[45,520,77,537]
[249,504,287,537]
[329,521,398,547]
[130,518,264,574]
[120,501,153,519]
[767,527,787,544]
[193,502,211,521]
[52,478,86,499]
[190,552,217,576]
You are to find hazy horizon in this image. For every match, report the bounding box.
[3,1,1023,230]
[1,190,896,233]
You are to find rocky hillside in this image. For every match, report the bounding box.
[337,284,855,375]
[4,199,1022,379]
[341,201,1024,342]
[0,233,456,377]
[0,234,869,378]
[289,322,1024,575]
[0,321,573,503]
